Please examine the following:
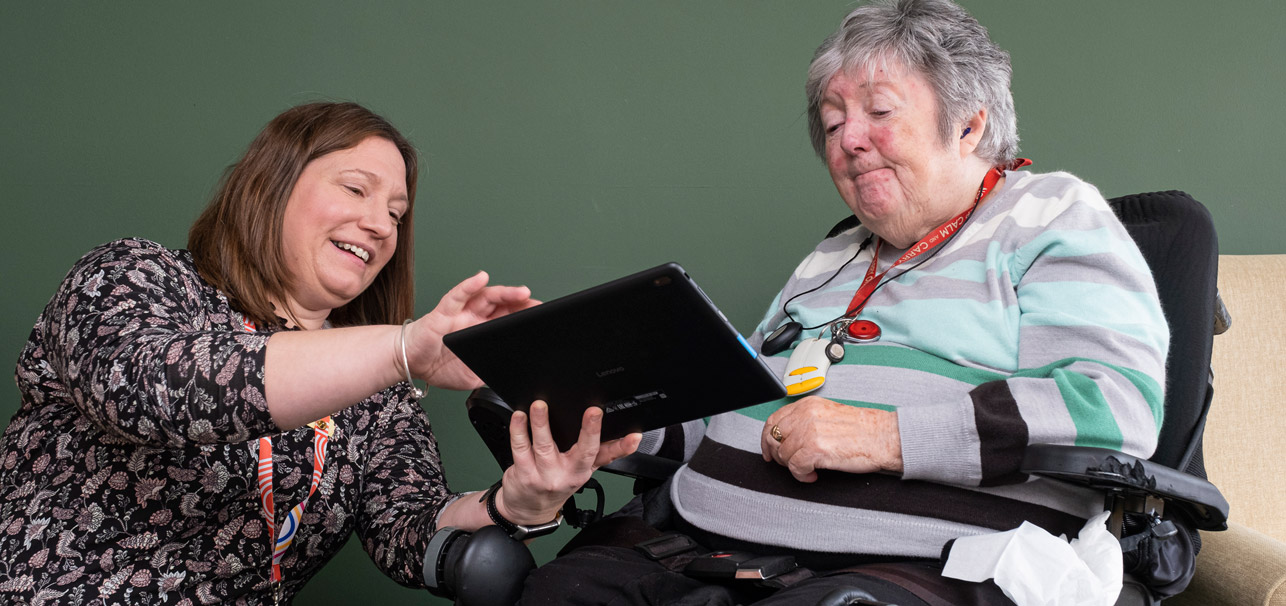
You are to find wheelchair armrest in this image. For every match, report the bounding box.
[602,451,683,480]
[1021,444,1229,532]
[466,387,516,470]
[424,525,535,605]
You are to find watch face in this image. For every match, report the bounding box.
[511,515,563,540]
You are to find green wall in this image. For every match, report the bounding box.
[3,2,1283,603]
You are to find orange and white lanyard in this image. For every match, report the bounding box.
[241,317,334,589]
[256,418,332,585]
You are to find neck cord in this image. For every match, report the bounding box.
[762,159,1031,357]
[779,235,873,331]
[783,173,993,332]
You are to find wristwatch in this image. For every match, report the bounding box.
[480,481,563,540]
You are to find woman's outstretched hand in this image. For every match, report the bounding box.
[406,270,538,391]
[496,401,641,527]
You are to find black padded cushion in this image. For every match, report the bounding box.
[1107,191,1218,470]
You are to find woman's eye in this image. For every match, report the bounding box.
[870,109,891,118]
[389,212,402,225]
[345,185,364,196]
[825,123,842,135]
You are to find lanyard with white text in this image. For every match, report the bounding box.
[241,317,334,589]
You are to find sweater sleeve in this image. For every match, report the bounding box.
[354,388,455,589]
[41,238,279,447]
[898,180,1169,486]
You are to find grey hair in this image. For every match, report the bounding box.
[805,0,1018,165]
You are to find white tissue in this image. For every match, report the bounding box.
[940,510,1122,606]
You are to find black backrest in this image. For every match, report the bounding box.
[1106,191,1219,473]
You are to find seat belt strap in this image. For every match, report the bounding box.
[635,533,701,562]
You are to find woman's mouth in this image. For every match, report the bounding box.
[332,241,370,263]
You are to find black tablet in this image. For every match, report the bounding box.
[443,263,786,450]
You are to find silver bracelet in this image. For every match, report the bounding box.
[400,319,424,400]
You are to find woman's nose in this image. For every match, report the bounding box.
[840,120,868,154]
[359,203,397,239]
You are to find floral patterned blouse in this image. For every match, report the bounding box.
[0,238,454,605]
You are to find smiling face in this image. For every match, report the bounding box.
[821,64,988,248]
[278,136,409,326]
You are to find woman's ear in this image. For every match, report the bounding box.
[958,107,987,158]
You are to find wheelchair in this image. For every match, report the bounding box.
[425,191,1230,606]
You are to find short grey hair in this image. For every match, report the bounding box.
[805,0,1018,165]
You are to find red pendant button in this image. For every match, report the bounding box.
[847,320,881,342]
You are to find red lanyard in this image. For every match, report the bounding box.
[844,160,1030,318]
[241,317,334,587]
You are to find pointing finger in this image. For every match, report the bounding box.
[435,271,491,316]
[466,285,534,317]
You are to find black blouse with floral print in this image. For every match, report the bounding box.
[0,238,454,605]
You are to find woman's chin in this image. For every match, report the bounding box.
[854,215,918,248]
[313,282,367,311]
[848,203,894,231]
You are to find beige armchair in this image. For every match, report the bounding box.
[1169,254,1286,605]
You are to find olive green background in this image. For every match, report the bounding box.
[3,2,1283,603]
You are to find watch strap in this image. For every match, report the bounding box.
[481,481,562,540]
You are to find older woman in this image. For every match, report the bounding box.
[521,1,1168,604]
[0,102,638,604]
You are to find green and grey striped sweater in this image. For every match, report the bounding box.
[662,170,1169,558]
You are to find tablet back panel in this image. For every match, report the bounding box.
[444,263,786,450]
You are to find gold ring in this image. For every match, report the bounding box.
[770,424,784,443]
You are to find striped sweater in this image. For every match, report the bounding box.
[663,170,1169,558]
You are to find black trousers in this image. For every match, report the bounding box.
[517,516,1012,606]
[519,543,931,606]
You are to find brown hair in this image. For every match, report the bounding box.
[188,101,418,329]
